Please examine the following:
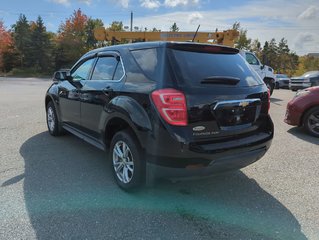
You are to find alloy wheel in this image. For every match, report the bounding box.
[47,107,55,132]
[307,111,319,135]
[112,141,134,184]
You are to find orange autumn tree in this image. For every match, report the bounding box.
[56,9,88,68]
[0,20,13,72]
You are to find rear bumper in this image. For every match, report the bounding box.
[146,141,270,179]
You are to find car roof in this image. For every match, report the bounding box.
[84,41,239,56]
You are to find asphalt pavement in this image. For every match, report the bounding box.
[0,77,318,240]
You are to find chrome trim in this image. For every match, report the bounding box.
[213,98,261,110]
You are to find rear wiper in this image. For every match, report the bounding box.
[200,76,240,85]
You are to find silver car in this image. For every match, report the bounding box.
[290,71,319,91]
[275,74,290,89]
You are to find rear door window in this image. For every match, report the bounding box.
[91,56,124,80]
[169,49,263,87]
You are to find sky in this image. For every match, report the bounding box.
[0,0,318,55]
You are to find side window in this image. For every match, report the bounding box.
[71,58,95,81]
[113,60,125,80]
[91,56,123,80]
[246,53,259,65]
[131,48,160,81]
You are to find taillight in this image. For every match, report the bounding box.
[267,89,270,113]
[151,88,188,126]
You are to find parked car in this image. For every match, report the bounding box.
[239,50,276,95]
[285,86,319,137]
[45,42,274,190]
[290,71,319,91]
[275,74,290,89]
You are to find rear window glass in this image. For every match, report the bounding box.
[169,49,263,87]
[131,48,162,81]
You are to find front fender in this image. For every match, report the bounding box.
[45,84,61,121]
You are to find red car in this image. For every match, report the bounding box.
[285,86,319,137]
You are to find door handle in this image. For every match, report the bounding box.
[103,86,114,94]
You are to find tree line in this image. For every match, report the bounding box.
[0,12,318,76]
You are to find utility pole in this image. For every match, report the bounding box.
[130,11,133,32]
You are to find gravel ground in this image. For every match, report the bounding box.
[0,77,318,240]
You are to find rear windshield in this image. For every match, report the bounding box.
[169,49,263,87]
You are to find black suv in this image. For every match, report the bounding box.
[45,42,273,190]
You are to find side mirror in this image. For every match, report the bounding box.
[260,65,265,70]
[52,70,71,83]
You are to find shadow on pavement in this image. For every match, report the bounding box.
[270,97,283,106]
[287,127,319,145]
[19,132,307,240]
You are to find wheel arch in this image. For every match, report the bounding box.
[45,94,62,123]
[104,116,144,150]
[300,105,319,127]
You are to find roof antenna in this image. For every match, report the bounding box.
[192,25,200,42]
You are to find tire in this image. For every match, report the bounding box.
[46,101,64,136]
[303,106,319,137]
[110,130,145,190]
[266,82,274,96]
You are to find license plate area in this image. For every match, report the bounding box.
[213,99,261,130]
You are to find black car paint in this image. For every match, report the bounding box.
[46,42,273,177]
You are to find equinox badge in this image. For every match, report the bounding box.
[193,126,206,131]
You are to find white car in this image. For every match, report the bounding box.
[240,51,276,95]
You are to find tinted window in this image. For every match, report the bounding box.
[113,62,125,80]
[71,58,95,81]
[245,53,259,65]
[169,49,263,87]
[91,57,120,80]
[131,48,161,81]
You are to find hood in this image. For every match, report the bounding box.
[293,71,319,79]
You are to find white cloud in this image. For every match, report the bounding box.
[119,0,129,8]
[78,0,93,5]
[164,0,199,8]
[134,0,319,55]
[51,0,71,6]
[293,32,316,50]
[140,0,161,9]
[188,12,202,24]
[298,6,319,20]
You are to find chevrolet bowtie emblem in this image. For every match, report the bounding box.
[239,101,250,107]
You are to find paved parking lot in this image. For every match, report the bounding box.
[0,77,318,240]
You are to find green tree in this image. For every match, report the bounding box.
[151,27,161,32]
[108,21,123,31]
[12,14,31,67]
[233,22,251,50]
[250,39,262,59]
[85,18,104,50]
[29,16,53,72]
[170,22,179,32]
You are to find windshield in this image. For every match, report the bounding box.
[276,74,288,78]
